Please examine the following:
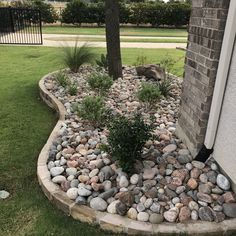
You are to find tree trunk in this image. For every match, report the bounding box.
[105,0,122,80]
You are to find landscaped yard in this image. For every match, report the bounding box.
[43,26,188,38]
[0,46,184,235]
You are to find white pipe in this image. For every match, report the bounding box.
[204,0,236,149]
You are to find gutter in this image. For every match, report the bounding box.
[204,0,236,150]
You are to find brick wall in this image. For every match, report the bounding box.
[176,0,230,156]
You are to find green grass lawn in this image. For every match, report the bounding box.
[0,46,184,236]
[44,36,187,43]
[43,26,188,37]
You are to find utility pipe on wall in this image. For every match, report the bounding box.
[204,0,236,149]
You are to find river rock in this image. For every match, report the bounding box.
[116,201,127,216]
[127,207,138,220]
[107,200,119,214]
[217,174,230,191]
[143,168,157,180]
[119,175,129,188]
[119,191,134,206]
[78,186,92,197]
[130,174,139,185]
[199,206,214,221]
[179,206,191,222]
[163,208,178,222]
[100,166,115,180]
[149,213,164,224]
[66,187,78,200]
[163,144,177,153]
[52,175,66,184]
[50,167,64,177]
[90,197,108,211]
[0,190,10,199]
[137,212,149,222]
[223,203,236,217]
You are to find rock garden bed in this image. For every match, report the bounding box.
[43,65,236,225]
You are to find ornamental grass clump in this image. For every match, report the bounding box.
[77,96,106,126]
[107,114,153,173]
[96,54,108,70]
[63,42,96,73]
[68,82,77,96]
[54,71,69,87]
[158,79,172,97]
[87,73,113,96]
[137,82,161,109]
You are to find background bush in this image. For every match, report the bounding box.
[61,1,191,27]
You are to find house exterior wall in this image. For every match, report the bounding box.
[213,38,236,191]
[176,0,230,156]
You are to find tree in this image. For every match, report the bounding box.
[105,0,122,80]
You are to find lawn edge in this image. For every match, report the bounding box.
[37,71,236,236]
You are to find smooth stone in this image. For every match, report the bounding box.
[78,175,90,183]
[127,207,138,220]
[223,203,236,217]
[90,197,108,211]
[89,168,99,178]
[119,191,134,207]
[191,210,198,220]
[185,163,193,170]
[199,206,214,221]
[217,174,230,191]
[199,174,208,183]
[119,175,129,188]
[75,196,86,205]
[143,168,157,180]
[144,198,153,209]
[107,200,119,214]
[103,180,112,191]
[172,197,180,205]
[66,167,77,176]
[176,186,185,194]
[0,190,10,199]
[78,186,92,197]
[213,205,223,212]
[137,212,149,222]
[50,167,64,177]
[150,202,161,213]
[178,155,190,164]
[52,175,66,184]
[66,187,78,200]
[163,209,178,222]
[130,174,139,185]
[192,161,205,169]
[149,213,164,224]
[187,178,198,190]
[137,203,145,212]
[116,201,127,216]
[100,166,115,180]
[70,179,79,188]
[179,206,191,222]
[98,188,116,200]
[199,183,212,194]
[197,192,212,203]
[163,144,177,153]
[47,161,55,170]
[214,211,225,222]
[188,201,199,211]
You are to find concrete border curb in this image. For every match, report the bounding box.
[37,72,236,235]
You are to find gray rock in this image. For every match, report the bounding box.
[149,213,164,224]
[75,196,87,205]
[89,168,99,178]
[223,203,236,217]
[191,210,198,220]
[78,186,92,197]
[98,188,116,200]
[217,174,230,191]
[90,197,108,211]
[143,168,157,180]
[177,155,190,164]
[119,175,129,188]
[0,190,10,199]
[107,200,119,214]
[66,167,77,176]
[150,202,161,213]
[100,166,115,180]
[116,201,127,216]
[130,174,139,185]
[199,206,214,221]
[127,207,138,220]
[198,184,212,194]
[163,144,177,153]
[50,167,64,177]
[137,203,145,212]
[163,208,178,222]
[70,179,79,188]
[192,161,205,169]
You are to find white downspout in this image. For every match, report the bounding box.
[204,0,236,149]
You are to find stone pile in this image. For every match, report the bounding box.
[45,66,236,223]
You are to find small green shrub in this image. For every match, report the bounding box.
[107,114,153,173]
[133,54,147,66]
[68,83,77,96]
[87,73,113,96]
[96,54,108,70]
[63,42,96,73]
[137,83,161,109]
[55,71,69,87]
[158,79,172,97]
[78,96,106,126]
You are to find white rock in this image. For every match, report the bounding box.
[0,190,10,199]
[144,198,153,209]
[66,188,78,200]
[130,174,139,185]
[107,200,119,214]
[119,175,129,188]
[103,180,112,191]
[66,167,77,176]
[50,167,64,177]
[89,168,99,178]
[191,210,198,220]
[52,175,66,184]
[137,212,149,222]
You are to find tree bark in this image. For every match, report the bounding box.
[105,0,122,80]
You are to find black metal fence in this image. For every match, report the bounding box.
[0,7,42,45]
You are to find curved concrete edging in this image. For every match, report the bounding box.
[37,71,236,235]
